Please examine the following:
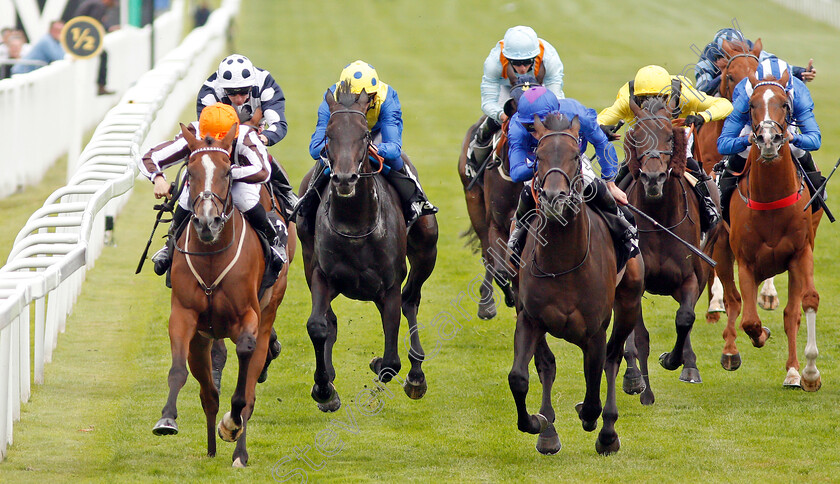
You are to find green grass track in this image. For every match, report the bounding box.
[2,0,840,481]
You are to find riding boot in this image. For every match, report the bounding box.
[269,156,299,219]
[383,164,439,227]
[243,204,287,275]
[152,206,190,276]
[506,186,537,264]
[466,117,500,178]
[296,161,330,223]
[796,152,826,206]
[716,154,746,223]
[689,168,721,233]
[586,178,639,270]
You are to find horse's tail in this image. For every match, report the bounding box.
[460,224,481,254]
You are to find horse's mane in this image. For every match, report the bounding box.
[335,80,358,108]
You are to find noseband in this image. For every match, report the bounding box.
[189,146,234,223]
[631,115,674,161]
[326,109,381,177]
[751,81,792,161]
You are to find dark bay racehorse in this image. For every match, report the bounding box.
[622,98,718,405]
[296,82,438,411]
[712,69,822,390]
[508,114,644,455]
[152,124,294,467]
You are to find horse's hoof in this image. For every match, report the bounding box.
[622,369,645,395]
[679,367,702,384]
[403,378,427,400]
[574,403,597,432]
[217,412,243,442]
[758,294,780,311]
[477,304,497,320]
[369,357,398,382]
[258,367,269,384]
[783,367,802,389]
[658,352,681,371]
[536,422,562,455]
[232,457,246,468]
[596,435,621,456]
[801,376,822,392]
[312,382,339,404]
[750,327,771,348]
[720,353,741,371]
[152,417,178,436]
[705,311,721,323]
[640,389,655,406]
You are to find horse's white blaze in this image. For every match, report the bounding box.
[802,308,820,381]
[760,277,777,297]
[199,154,216,218]
[762,88,775,122]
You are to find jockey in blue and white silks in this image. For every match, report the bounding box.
[504,86,637,271]
[716,57,824,220]
[300,60,438,227]
[466,26,565,176]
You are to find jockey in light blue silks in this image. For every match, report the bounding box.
[505,85,638,272]
[298,60,438,227]
[465,26,565,178]
[716,57,824,221]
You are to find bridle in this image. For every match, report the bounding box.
[187,146,234,226]
[750,81,792,162]
[629,114,675,162]
[325,108,383,177]
[532,130,583,208]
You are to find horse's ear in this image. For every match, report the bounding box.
[752,38,762,56]
[180,123,200,151]
[747,70,759,88]
[668,78,682,118]
[503,98,517,119]
[721,39,733,55]
[325,88,337,109]
[358,89,371,110]
[779,67,791,87]
[569,115,581,137]
[220,123,237,150]
[533,115,548,138]
[629,92,643,119]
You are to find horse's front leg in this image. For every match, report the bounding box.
[575,326,606,433]
[186,333,219,457]
[508,312,546,439]
[715,240,742,370]
[371,286,403,383]
[307,269,340,411]
[787,251,821,391]
[487,222,516,308]
[533,337,560,454]
[737,262,770,348]
[153,306,197,436]
[659,276,701,381]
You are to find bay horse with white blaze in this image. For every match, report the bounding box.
[622,97,718,405]
[152,124,295,467]
[712,68,822,390]
[508,113,644,455]
[296,82,438,411]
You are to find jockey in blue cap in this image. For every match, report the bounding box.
[694,28,816,96]
[716,57,823,220]
[505,86,638,270]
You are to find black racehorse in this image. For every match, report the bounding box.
[296,82,439,411]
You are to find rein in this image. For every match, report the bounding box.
[724,52,759,71]
[631,177,691,232]
[529,215,591,278]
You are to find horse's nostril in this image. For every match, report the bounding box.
[657,173,667,184]
[349,173,359,183]
[212,216,223,227]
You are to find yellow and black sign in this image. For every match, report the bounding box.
[60,16,105,60]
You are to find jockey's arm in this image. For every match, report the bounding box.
[480,52,506,123]
[790,79,821,151]
[196,77,218,119]
[580,106,618,181]
[308,98,331,160]
[596,83,633,127]
[508,121,535,183]
[716,95,751,155]
[374,91,404,168]
[683,82,732,122]
[256,73,288,146]
[232,128,271,184]
[139,126,195,187]
[541,44,565,99]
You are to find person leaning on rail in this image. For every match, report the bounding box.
[465,25,565,179]
[140,103,287,278]
[598,65,732,235]
[197,54,297,218]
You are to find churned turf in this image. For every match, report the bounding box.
[2,0,840,482]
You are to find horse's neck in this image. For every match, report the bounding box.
[748,144,800,201]
[535,204,589,268]
[328,176,380,229]
[642,177,686,223]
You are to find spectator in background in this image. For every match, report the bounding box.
[74,0,119,95]
[0,35,27,79]
[12,21,66,75]
[194,1,211,28]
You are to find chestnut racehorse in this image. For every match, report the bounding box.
[712,69,822,391]
[621,98,717,405]
[508,113,644,455]
[152,124,295,467]
[458,117,520,319]
[296,83,438,412]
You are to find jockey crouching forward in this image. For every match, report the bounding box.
[298,60,438,227]
[506,86,639,273]
[141,103,287,278]
[197,54,298,219]
[599,65,732,234]
[466,25,565,177]
[716,57,824,221]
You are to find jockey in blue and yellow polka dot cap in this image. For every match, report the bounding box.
[302,60,438,226]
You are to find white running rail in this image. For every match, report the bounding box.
[0,0,241,461]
